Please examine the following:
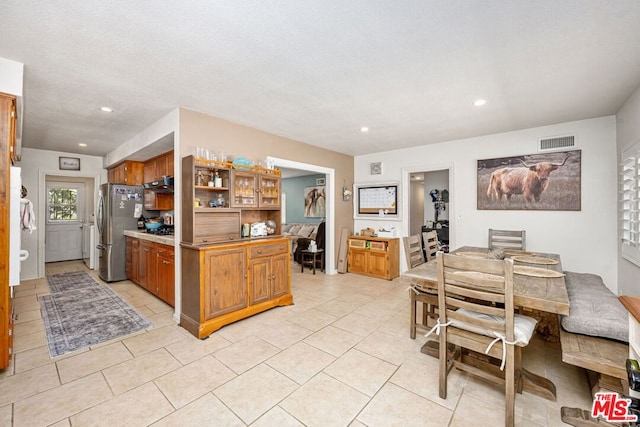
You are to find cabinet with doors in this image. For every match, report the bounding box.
[181,237,292,339]
[181,155,281,245]
[108,160,144,185]
[248,240,289,305]
[125,237,140,283]
[125,234,175,307]
[347,236,400,280]
[144,151,174,183]
[143,150,174,211]
[1,93,17,369]
[230,170,281,209]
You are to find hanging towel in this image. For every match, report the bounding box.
[21,198,37,233]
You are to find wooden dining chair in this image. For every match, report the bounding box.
[435,252,536,427]
[422,230,439,261]
[488,228,526,251]
[404,234,439,338]
[403,235,425,269]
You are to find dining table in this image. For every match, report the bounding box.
[400,245,570,401]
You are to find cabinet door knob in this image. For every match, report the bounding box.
[257,249,262,254]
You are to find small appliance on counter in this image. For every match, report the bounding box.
[250,222,268,237]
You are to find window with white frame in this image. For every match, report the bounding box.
[621,141,640,266]
[47,187,79,222]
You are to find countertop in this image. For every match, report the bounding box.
[124,230,175,247]
[620,295,640,323]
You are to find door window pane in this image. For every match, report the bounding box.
[48,188,79,221]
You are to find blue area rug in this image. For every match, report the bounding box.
[40,272,152,357]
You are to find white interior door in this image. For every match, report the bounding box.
[45,182,86,262]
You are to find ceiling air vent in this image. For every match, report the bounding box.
[538,134,576,152]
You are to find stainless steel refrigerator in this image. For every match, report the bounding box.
[97,183,143,282]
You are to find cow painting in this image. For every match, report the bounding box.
[477,150,581,211]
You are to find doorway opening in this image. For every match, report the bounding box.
[402,165,453,262]
[268,156,335,275]
[38,172,98,278]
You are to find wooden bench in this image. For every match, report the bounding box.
[559,320,630,426]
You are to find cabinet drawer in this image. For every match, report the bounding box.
[349,239,366,248]
[369,241,387,251]
[250,241,288,258]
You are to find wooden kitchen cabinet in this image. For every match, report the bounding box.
[182,155,281,245]
[181,237,292,339]
[347,236,399,280]
[144,150,174,183]
[108,160,144,185]
[230,170,281,209]
[248,241,289,305]
[203,246,247,319]
[1,93,16,369]
[144,190,173,211]
[126,236,175,307]
[138,240,156,292]
[157,245,175,307]
[125,237,140,283]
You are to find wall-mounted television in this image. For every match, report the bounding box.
[357,184,398,215]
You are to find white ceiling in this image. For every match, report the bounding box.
[2,1,640,159]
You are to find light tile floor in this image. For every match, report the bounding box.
[0,260,592,426]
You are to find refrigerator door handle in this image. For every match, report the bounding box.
[97,193,104,235]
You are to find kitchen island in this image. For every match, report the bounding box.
[181,236,292,339]
[124,230,175,306]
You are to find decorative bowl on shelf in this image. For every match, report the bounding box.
[144,222,163,230]
[232,157,253,170]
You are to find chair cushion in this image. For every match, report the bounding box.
[281,224,294,233]
[450,309,537,346]
[560,271,628,343]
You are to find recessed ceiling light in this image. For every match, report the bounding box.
[360,126,369,133]
[473,99,487,107]
[100,106,114,112]
[78,143,87,147]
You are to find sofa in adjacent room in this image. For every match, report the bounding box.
[282,222,321,257]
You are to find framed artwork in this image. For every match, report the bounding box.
[304,185,326,217]
[370,162,382,175]
[477,150,581,211]
[59,157,81,171]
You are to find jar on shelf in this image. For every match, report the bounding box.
[217,193,225,207]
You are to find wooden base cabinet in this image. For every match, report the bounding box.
[126,237,175,307]
[181,238,293,339]
[347,236,400,280]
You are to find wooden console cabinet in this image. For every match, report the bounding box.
[347,236,400,280]
[181,237,292,339]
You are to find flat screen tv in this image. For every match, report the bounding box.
[357,185,398,215]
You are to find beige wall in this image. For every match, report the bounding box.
[178,108,354,267]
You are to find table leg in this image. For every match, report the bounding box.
[312,253,316,275]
